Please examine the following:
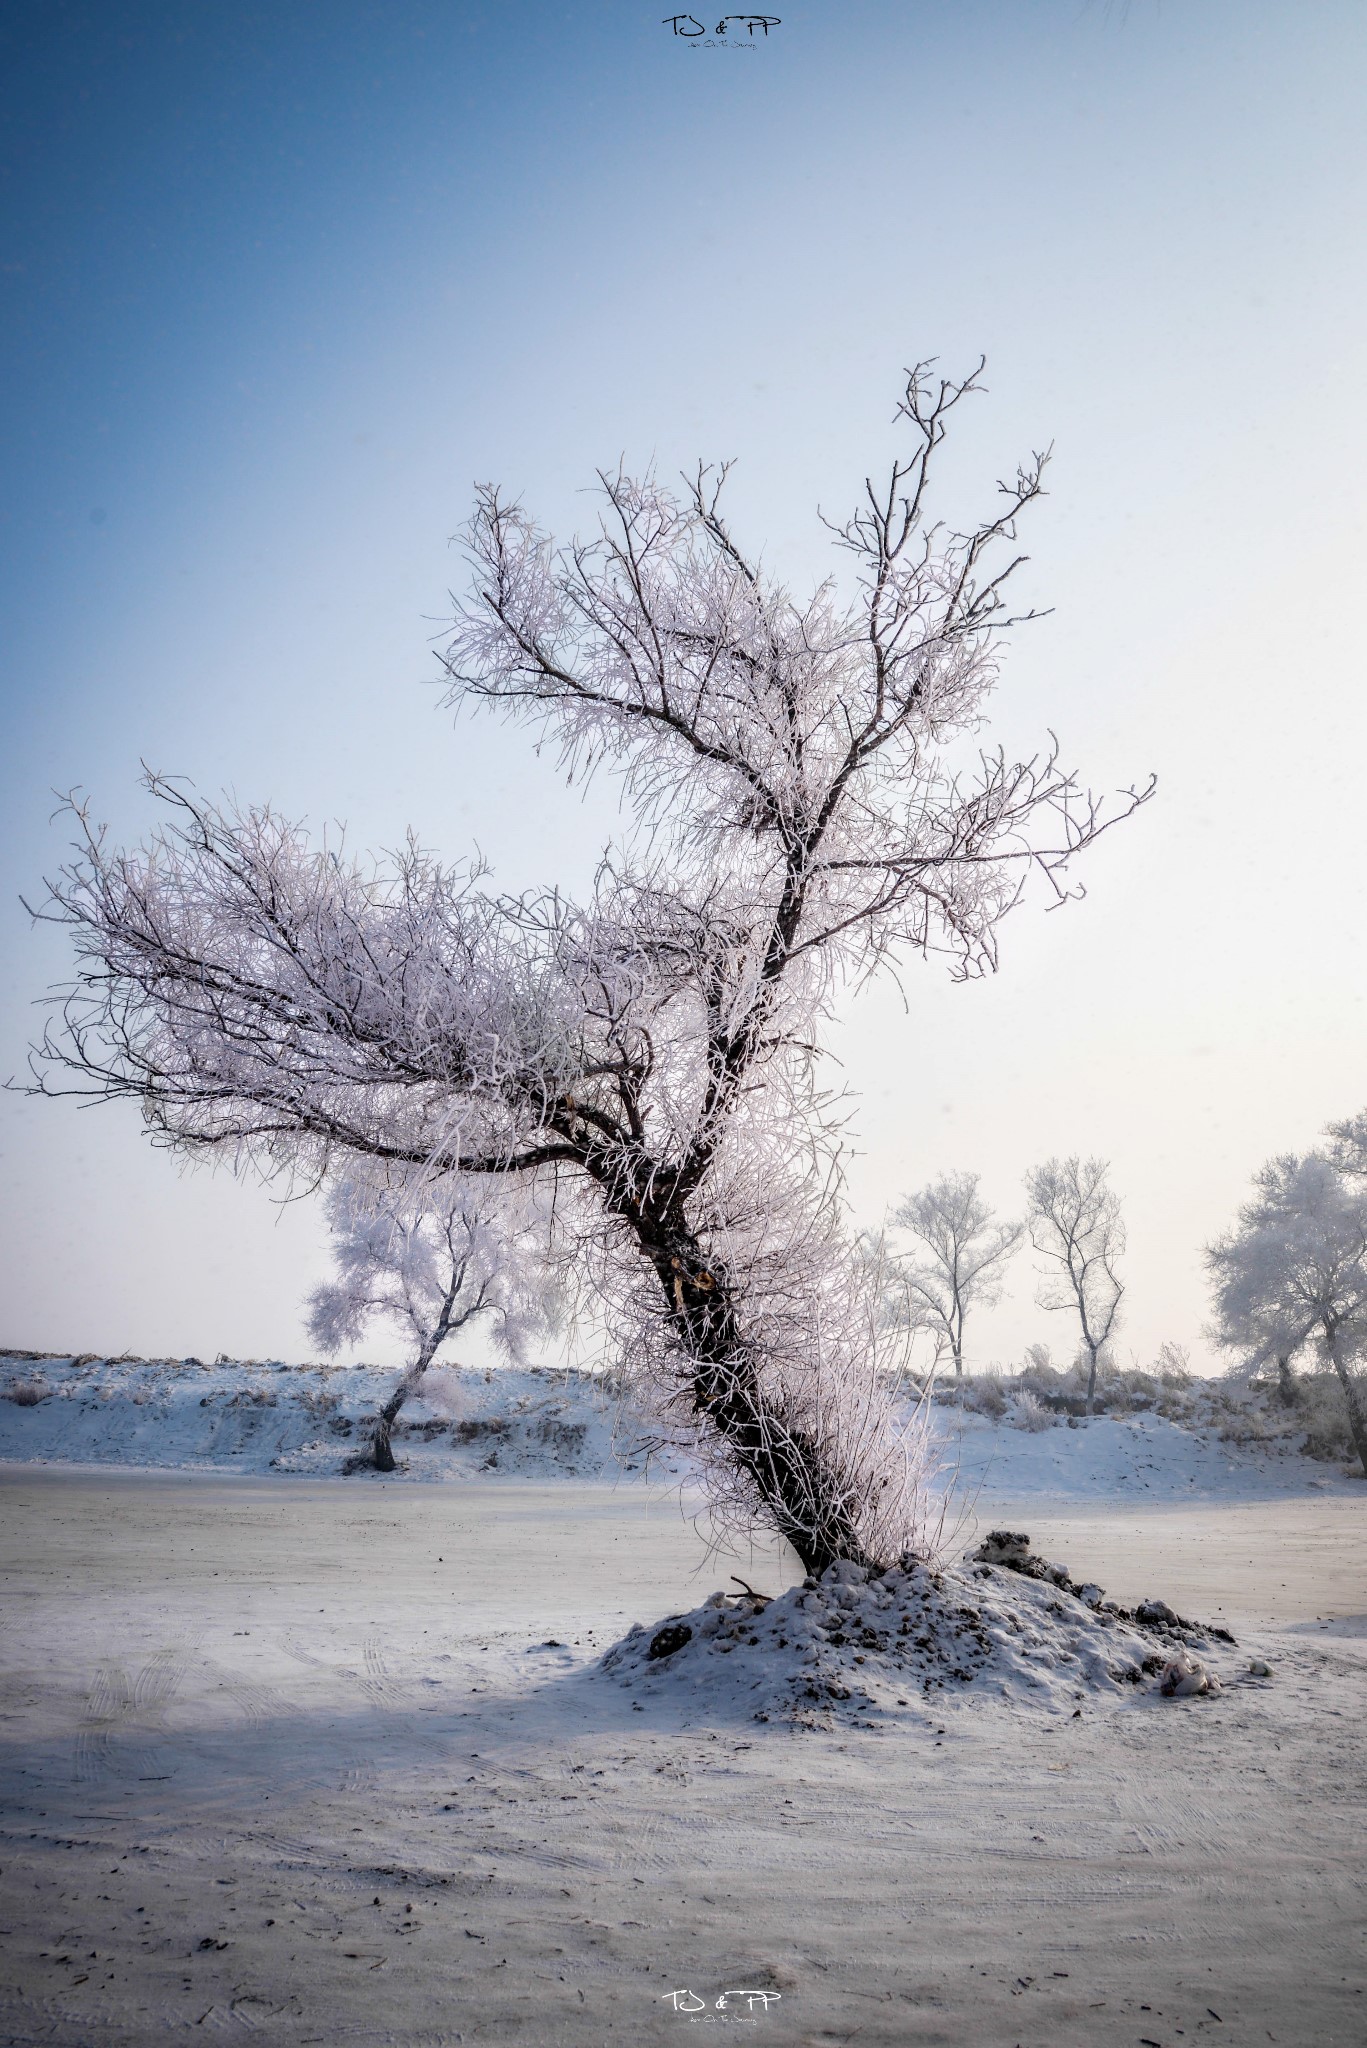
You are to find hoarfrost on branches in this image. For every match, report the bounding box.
[27,361,1150,1574]
[1205,1149,1367,1476]
[1023,1155,1125,1413]
[885,1170,1021,1377]
[307,1177,560,1470]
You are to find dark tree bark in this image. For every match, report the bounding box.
[1323,1323,1367,1479]
[626,1194,871,1577]
[1274,1355,1299,1407]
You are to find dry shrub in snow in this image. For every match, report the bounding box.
[1010,1388,1053,1431]
[1153,1338,1193,1388]
[1292,1374,1362,1465]
[28,363,1149,1576]
[962,1374,1008,1419]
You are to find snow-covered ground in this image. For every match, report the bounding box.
[2,1352,1362,2042]
[2,1351,1359,1502]
[0,1468,1363,2046]
[0,1353,681,1482]
[936,1402,1361,1503]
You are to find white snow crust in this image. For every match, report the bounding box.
[936,1402,1359,1500]
[1,1470,1361,2047]
[2,1351,1356,1500]
[599,1535,1236,1725]
[0,1353,681,1481]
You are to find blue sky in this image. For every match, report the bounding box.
[3,1,1367,1368]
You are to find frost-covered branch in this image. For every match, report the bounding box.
[1024,1156,1125,1412]
[308,1176,561,1470]
[26,364,1149,1573]
[886,1170,1022,1377]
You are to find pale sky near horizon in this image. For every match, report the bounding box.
[3,0,1367,1373]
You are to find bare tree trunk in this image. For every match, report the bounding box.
[1325,1339,1367,1479]
[636,1209,875,1577]
[369,1377,418,1472]
[365,1290,459,1472]
[1085,1342,1099,1415]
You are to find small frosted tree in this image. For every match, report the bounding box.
[27,362,1148,1576]
[887,1171,1021,1376]
[1024,1155,1124,1412]
[307,1180,561,1471]
[1205,1150,1367,1476]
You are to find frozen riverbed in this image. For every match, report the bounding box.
[1,1472,1363,2045]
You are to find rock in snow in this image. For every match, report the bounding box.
[1158,1650,1222,1698]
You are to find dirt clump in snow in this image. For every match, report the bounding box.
[974,1529,1236,1643]
[601,1532,1236,1727]
[1158,1649,1221,1696]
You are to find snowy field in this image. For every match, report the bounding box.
[1,1408,1364,2045]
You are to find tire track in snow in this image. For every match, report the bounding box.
[74,1662,131,1780]
[216,1673,290,1729]
[75,1643,194,1783]
[360,1632,401,1708]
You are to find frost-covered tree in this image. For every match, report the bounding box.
[1024,1155,1125,1411]
[887,1171,1021,1376]
[307,1180,561,1471]
[1324,1108,1367,1178]
[27,361,1148,1575]
[1205,1150,1367,1476]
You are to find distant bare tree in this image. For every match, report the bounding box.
[307,1179,560,1471]
[887,1171,1021,1376]
[1024,1156,1124,1411]
[1205,1149,1367,1476]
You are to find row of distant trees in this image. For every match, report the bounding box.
[302,1156,1127,1469]
[312,1119,1367,1483]
[878,1122,1367,1476]
[880,1158,1123,1406]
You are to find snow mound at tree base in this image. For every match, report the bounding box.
[599,1531,1236,1727]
